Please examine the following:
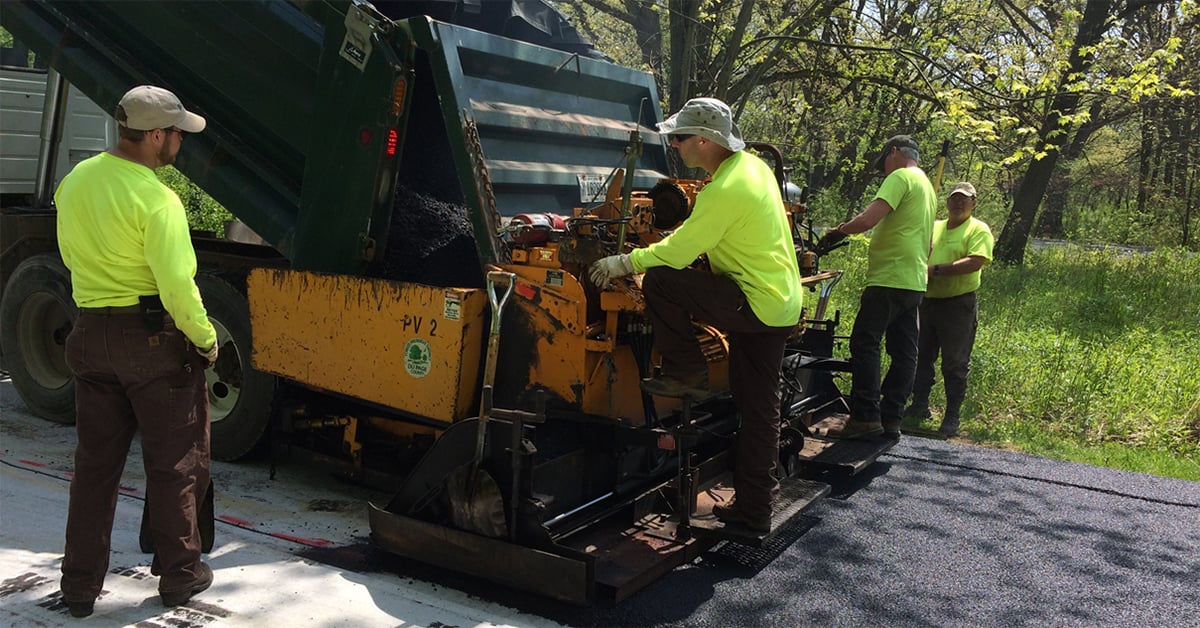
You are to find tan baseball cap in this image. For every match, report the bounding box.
[949,182,977,198]
[118,85,206,132]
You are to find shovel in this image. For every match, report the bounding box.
[446,269,516,537]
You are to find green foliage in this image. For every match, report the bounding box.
[805,187,859,227]
[155,166,233,235]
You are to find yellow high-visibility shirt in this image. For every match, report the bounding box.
[867,166,936,291]
[926,216,994,298]
[55,152,217,349]
[629,151,802,327]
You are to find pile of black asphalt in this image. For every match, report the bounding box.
[415,436,1200,627]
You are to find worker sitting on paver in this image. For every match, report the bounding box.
[588,97,803,532]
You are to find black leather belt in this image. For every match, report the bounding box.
[78,304,143,315]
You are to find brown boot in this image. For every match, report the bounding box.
[160,562,213,607]
[814,413,883,439]
[711,500,771,533]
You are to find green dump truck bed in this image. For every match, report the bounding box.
[1,0,671,274]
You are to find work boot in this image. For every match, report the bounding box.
[65,598,94,618]
[938,415,961,438]
[902,403,930,419]
[711,500,771,533]
[815,413,883,439]
[640,372,709,398]
[882,419,902,438]
[160,562,213,607]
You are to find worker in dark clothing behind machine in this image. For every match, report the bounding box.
[55,85,218,618]
[589,97,803,532]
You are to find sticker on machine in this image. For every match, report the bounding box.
[577,173,607,203]
[404,338,432,378]
[443,291,462,320]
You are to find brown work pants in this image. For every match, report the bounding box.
[643,268,794,519]
[60,313,210,602]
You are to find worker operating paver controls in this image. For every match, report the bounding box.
[814,134,936,440]
[589,97,803,532]
[54,85,218,617]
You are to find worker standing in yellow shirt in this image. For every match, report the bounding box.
[55,85,217,617]
[904,182,994,437]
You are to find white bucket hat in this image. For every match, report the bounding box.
[657,97,745,152]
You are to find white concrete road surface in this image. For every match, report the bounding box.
[0,376,563,628]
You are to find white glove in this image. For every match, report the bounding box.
[589,254,634,288]
[197,343,218,368]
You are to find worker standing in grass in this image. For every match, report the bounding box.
[55,85,217,617]
[904,182,994,437]
[815,135,936,439]
[589,97,802,533]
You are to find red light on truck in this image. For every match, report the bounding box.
[391,79,406,116]
[359,128,372,145]
[386,128,398,157]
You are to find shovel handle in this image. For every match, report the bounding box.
[474,271,517,466]
[481,271,516,391]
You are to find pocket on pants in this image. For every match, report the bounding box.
[123,327,188,381]
[139,358,204,429]
[65,324,87,375]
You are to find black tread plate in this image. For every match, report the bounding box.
[689,476,830,547]
[797,434,897,475]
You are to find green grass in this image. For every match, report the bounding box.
[818,240,1200,481]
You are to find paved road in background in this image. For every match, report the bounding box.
[3,376,1197,627]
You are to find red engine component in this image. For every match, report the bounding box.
[509,213,567,246]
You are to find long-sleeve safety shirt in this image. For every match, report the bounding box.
[629,151,802,327]
[56,152,217,349]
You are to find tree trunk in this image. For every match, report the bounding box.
[994,0,1114,265]
[667,0,701,111]
[1035,100,1108,239]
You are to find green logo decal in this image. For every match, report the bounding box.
[404,338,432,378]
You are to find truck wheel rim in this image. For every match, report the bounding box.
[18,292,72,390]
[204,318,239,423]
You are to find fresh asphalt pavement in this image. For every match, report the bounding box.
[2,375,1197,627]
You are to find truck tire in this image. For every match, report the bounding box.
[0,254,77,424]
[197,273,275,461]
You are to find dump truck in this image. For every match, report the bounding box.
[0,0,894,604]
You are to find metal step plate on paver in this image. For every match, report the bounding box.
[690,476,830,547]
[797,434,897,475]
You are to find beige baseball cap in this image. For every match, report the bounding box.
[118,85,206,132]
[656,97,745,152]
[949,182,977,198]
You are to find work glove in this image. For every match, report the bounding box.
[196,343,219,368]
[814,228,848,255]
[589,254,634,288]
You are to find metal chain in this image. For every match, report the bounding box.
[463,112,510,264]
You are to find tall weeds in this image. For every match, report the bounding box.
[818,241,1200,479]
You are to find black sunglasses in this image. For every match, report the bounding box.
[670,133,695,143]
